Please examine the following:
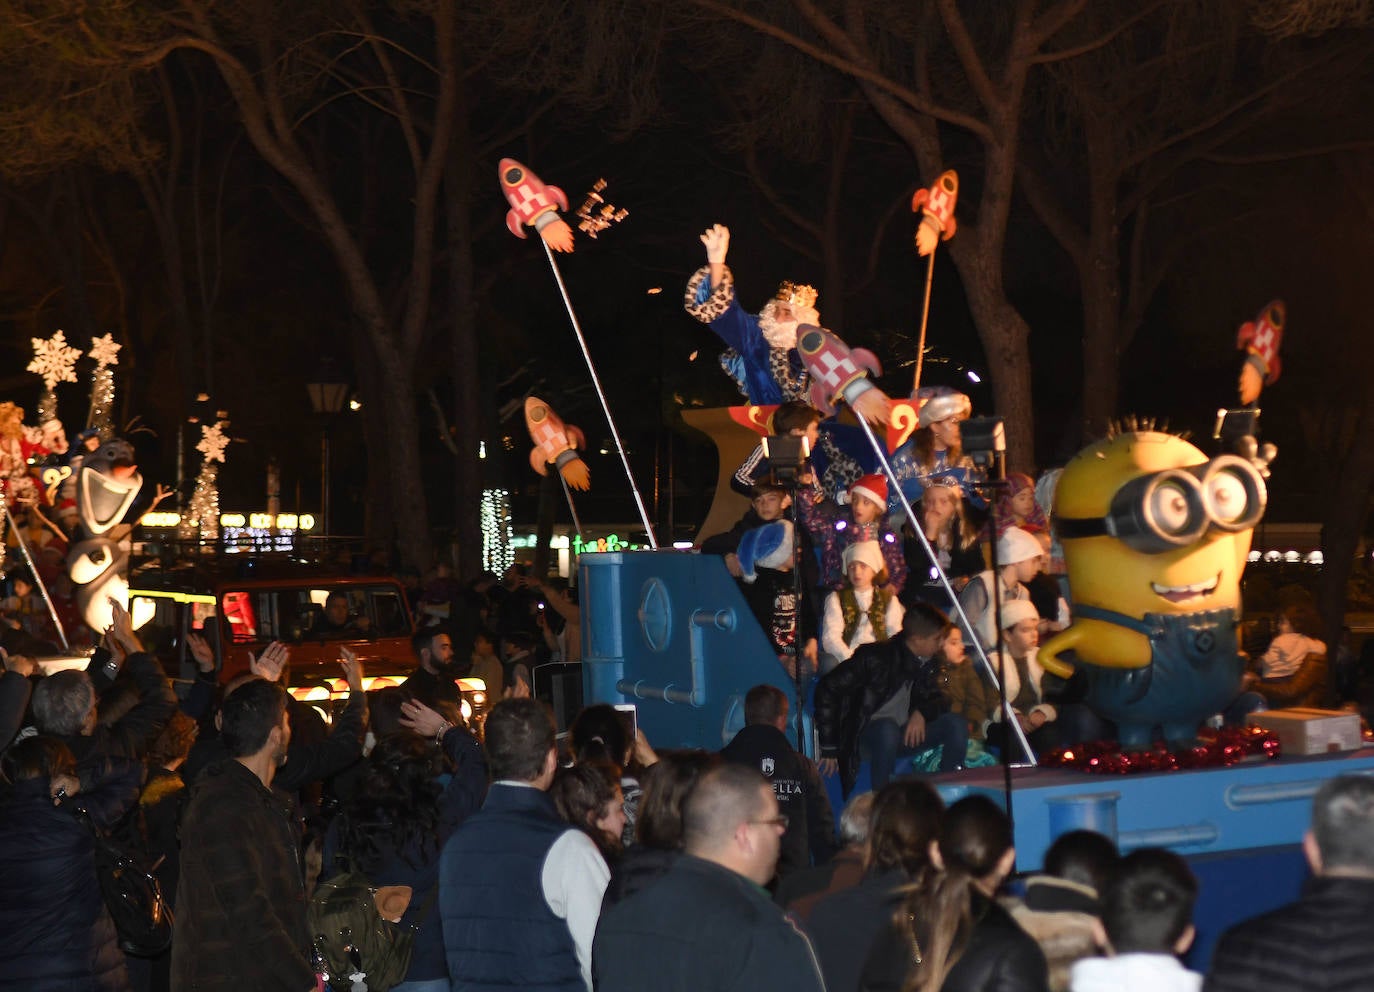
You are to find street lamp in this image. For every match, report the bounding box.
[306,359,350,537]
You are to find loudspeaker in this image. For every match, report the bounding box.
[534,662,583,732]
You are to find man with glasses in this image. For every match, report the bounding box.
[594,764,825,992]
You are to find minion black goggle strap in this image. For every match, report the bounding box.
[1053,455,1266,555]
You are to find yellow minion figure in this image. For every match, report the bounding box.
[1039,429,1266,748]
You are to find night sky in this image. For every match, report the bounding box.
[0,3,1370,554]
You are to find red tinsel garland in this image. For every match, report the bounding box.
[1044,725,1281,774]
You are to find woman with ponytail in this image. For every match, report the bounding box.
[862,795,1048,992]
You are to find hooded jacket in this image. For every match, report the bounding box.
[815,637,950,797]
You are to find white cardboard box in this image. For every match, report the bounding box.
[1247,707,1363,756]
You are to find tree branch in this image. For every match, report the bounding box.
[691,0,994,141]
[1201,138,1374,164]
[936,0,1002,113]
[1016,155,1087,266]
[1031,0,1170,64]
[1027,0,1093,49]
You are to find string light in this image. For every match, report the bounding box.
[481,488,515,573]
[88,366,115,440]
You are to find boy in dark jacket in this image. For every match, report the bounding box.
[815,603,967,797]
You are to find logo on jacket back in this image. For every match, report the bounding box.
[761,757,775,776]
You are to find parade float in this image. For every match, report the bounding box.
[494,160,1374,961]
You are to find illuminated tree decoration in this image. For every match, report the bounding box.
[86,335,121,441]
[480,487,515,573]
[180,420,228,543]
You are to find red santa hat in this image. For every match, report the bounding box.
[848,474,888,511]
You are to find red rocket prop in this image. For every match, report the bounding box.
[912,170,959,255]
[909,170,960,392]
[525,396,590,491]
[797,324,891,427]
[499,158,574,252]
[1236,300,1285,405]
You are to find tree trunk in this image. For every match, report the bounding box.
[1079,226,1122,439]
[1317,400,1374,705]
[957,249,1035,472]
[371,341,431,571]
[1077,120,1123,440]
[445,123,484,581]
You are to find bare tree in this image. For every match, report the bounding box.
[690,0,1110,467]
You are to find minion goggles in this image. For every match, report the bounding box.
[1053,455,1265,554]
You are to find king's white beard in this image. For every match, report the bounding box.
[758,301,820,351]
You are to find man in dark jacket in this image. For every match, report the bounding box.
[171,678,315,992]
[440,697,609,992]
[403,628,464,710]
[721,684,835,882]
[594,763,825,992]
[31,605,176,825]
[815,602,967,797]
[1204,774,1374,992]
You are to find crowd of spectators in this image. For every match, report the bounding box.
[0,541,1371,992]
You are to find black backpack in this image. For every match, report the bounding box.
[308,867,427,992]
[75,806,174,957]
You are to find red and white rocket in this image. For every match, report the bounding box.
[911,170,959,257]
[525,396,590,490]
[797,324,891,426]
[499,158,574,252]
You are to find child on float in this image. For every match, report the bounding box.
[730,401,823,496]
[736,519,819,680]
[938,624,994,742]
[819,540,904,672]
[987,471,1051,547]
[982,599,1060,761]
[797,472,907,594]
[958,526,1045,653]
[903,475,986,612]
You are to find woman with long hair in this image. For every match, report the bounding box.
[324,722,486,992]
[601,749,717,909]
[863,795,1048,992]
[551,761,626,864]
[569,703,658,845]
[905,480,986,612]
[807,780,946,992]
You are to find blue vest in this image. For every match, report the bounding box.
[439,783,584,992]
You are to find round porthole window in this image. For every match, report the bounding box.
[637,578,672,653]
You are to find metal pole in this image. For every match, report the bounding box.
[557,471,586,542]
[912,250,936,393]
[848,414,1036,765]
[321,426,331,538]
[540,240,658,549]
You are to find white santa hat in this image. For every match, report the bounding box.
[1000,599,1041,630]
[997,526,1043,566]
[842,540,885,576]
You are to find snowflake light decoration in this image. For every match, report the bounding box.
[28,330,82,390]
[196,421,229,463]
[88,333,121,368]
